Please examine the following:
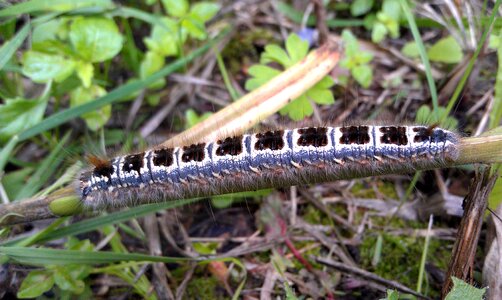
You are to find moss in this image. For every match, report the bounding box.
[360,232,452,297]
[303,205,331,225]
[222,28,277,74]
[185,273,221,299]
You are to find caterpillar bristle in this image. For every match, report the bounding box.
[86,155,112,169]
[78,124,460,210]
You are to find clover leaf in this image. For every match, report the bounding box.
[245,33,335,121]
[0,96,48,143]
[70,85,110,131]
[69,17,123,63]
[17,270,55,298]
[415,105,458,129]
[22,51,76,83]
[340,30,374,88]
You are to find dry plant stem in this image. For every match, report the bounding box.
[314,256,431,300]
[145,215,175,300]
[312,0,330,45]
[1,135,502,226]
[161,41,341,147]
[0,186,75,226]
[441,167,497,298]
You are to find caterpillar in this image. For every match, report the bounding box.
[78,125,460,209]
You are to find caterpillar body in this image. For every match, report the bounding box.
[79,125,459,209]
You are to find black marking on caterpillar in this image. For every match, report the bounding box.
[78,125,460,209]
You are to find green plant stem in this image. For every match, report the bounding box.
[17,29,230,142]
[444,0,502,122]
[401,0,438,119]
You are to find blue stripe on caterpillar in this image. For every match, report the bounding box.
[78,125,459,208]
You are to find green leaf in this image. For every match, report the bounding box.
[144,17,182,57]
[313,75,335,89]
[382,0,401,20]
[75,61,94,88]
[427,36,463,63]
[53,266,85,293]
[190,2,221,22]
[0,23,30,72]
[306,85,334,105]
[354,51,373,65]
[70,85,110,131]
[182,18,206,40]
[445,277,486,300]
[140,51,165,79]
[279,94,313,121]
[489,33,501,49]
[489,176,502,209]
[341,30,358,55]
[32,19,68,44]
[415,105,431,124]
[0,246,192,265]
[22,51,76,83]
[185,109,212,129]
[402,41,420,58]
[491,31,502,129]
[285,33,309,64]
[371,21,388,43]
[245,32,334,121]
[380,289,399,300]
[415,105,458,128]
[161,0,189,17]
[351,0,374,16]
[260,44,291,66]
[69,17,123,63]
[66,237,94,252]
[244,65,281,91]
[15,32,227,142]
[17,270,54,298]
[0,97,48,143]
[352,64,373,88]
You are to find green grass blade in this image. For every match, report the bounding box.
[0,23,30,72]
[416,215,433,294]
[112,6,169,29]
[0,135,18,172]
[17,31,228,142]
[400,0,438,118]
[1,198,202,246]
[277,2,364,28]
[444,0,502,121]
[215,48,240,100]
[0,0,113,17]
[0,246,192,265]
[14,132,71,200]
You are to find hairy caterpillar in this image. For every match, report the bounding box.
[78,125,459,209]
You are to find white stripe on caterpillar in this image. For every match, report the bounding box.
[78,125,459,209]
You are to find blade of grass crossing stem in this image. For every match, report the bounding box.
[14,132,71,200]
[0,247,191,265]
[0,23,30,71]
[114,6,173,33]
[0,218,67,264]
[490,41,502,129]
[0,0,114,17]
[276,2,365,27]
[400,0,438,120]
[17,30,229,141]
[0,198,202,246]
[215,48,240,100]
[443,0,502,123]
[371,234,383,267]
[416,215,434,294]
[0,135,18,173]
